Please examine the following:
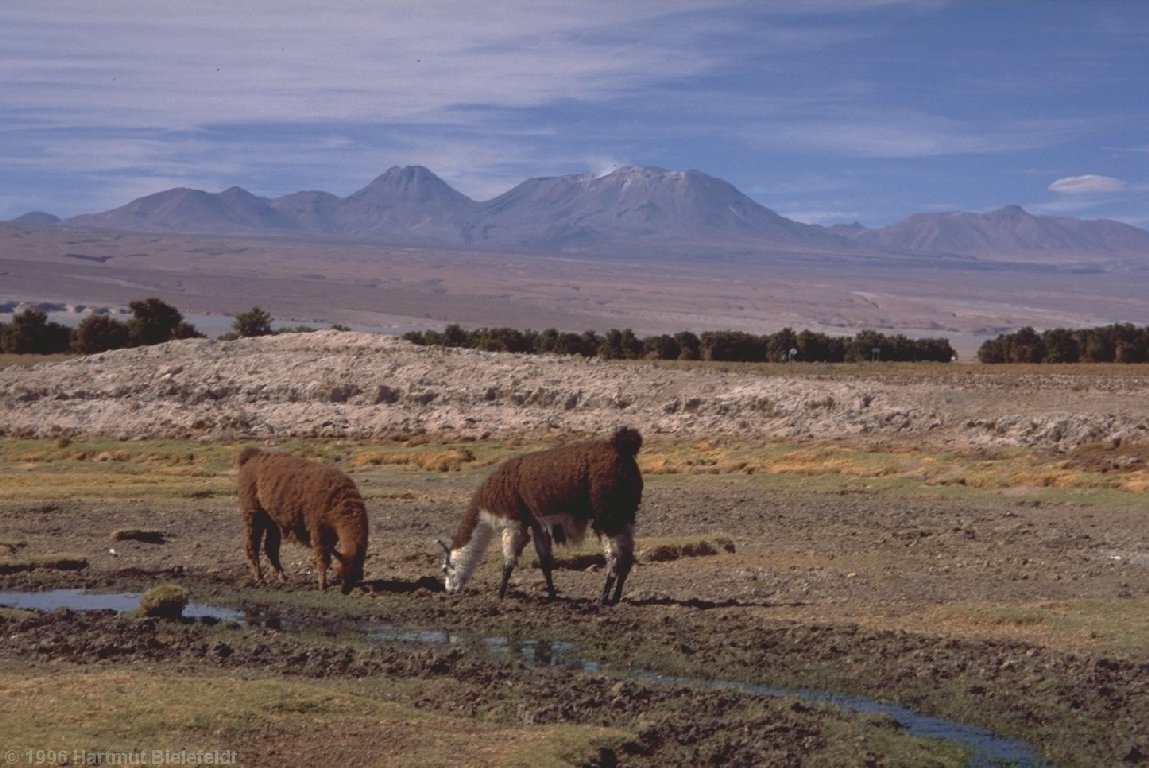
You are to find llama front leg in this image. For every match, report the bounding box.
[529,522,557,599]
[601,527,635,605]
[244,513,267,584]
[497,522,530,599]
[313,541,333,592]
[263,524,287,582]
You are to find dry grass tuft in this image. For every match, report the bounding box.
[350,447,478,472]
[638,536,736,564]
[639,437,1149,494]
[134,583,189,618]
[0,552,88,573]
[111,528,168,544]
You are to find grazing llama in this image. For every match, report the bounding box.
[237,448,368,594]
[439,427,642,604]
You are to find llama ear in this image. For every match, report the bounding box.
[435,537,452,567]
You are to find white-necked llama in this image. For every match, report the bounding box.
[237,448,369,594]
[438,426,643,604]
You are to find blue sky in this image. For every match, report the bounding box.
[2,0,1147,228]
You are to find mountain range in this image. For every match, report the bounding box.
[12,165,1149,265]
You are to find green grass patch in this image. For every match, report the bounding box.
[927,598,1149,656]
[0,668,629,768]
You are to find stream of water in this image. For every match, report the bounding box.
[0,589,1050,767]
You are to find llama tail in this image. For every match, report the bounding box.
[611,426,643,457]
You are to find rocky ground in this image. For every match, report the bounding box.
[3,332,1149,766]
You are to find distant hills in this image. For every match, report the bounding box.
[13,165,1149,265]
[830,205,1149,259]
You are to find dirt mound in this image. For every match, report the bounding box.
[3,331,1148,449]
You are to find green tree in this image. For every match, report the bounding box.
[642,334,680,360]
[914,337,957,362]
[534,328,561,354]
[850,330,886,363]
[477,327,532,353]
[1041,328,1080,364]
[0,309,72,354]
[1112,323,1148,364]
[72,314,131,353]
[441,324,470,348]
[1080,326,1115,363]
[233,306,273,337]
[977,336,1008,364]
[599,328,642,359]
[673,331,701,360]
[1008,326,1045,363]
[701,330,767,362]
[767,327,798,362]
[128,298,198,346]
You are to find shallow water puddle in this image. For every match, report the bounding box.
[0,588,242,621]
[369,625,599,673]
[0,589,1049,766]
[644,673,1048,768]
[374,623,1048,767]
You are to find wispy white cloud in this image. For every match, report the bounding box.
[778,208,863,226]
[749,109,1076,159]
[0,2,728,130]
[1049,174,1127,195]
[2,0,1147,229]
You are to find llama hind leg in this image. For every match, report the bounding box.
[498,521,530,599]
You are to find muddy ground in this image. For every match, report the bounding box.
[2,465,1149,767]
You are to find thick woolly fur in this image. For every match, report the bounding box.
[237,448,369,594]
[442,426,642,604]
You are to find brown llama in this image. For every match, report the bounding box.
[438,426,643,604]
[237,448,368,594]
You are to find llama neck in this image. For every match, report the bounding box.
[449,510,497,589]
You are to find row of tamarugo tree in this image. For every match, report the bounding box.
[4,299,953,362]
[976,323,1149,364]
[6,297,1145,364]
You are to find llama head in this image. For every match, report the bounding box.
[339,555,365,595]
[333,546,366,595]
[437,538,463,594]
